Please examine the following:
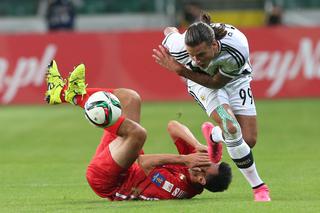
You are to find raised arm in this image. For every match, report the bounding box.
[137,152,210,175]
[167,120,207,153]
[152,45,231,89]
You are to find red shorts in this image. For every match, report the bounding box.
[86,132,125,198]
[86,117,126,198]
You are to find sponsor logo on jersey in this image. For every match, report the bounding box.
[172,187,180,196]
[162,181,174,193]
[177,190,187,198]
[171,187,187,198]
[152,172,165,187]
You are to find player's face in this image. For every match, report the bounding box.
[186,41,218,68]
[189,164,219,185]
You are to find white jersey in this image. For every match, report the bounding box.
[162,23,252,81]
[162,31,191,66]
[162,24,256,116]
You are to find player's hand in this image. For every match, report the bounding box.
[195,144,208,153]
[184,152,211,168]
[152,45,185,74]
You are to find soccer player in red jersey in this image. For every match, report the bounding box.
[45,60,232,200]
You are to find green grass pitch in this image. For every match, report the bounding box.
[0,99,320,212]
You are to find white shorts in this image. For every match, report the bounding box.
[187,75,257,116]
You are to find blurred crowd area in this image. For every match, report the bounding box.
[0,0,320,32]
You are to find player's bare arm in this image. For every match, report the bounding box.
[152,45,232,89]
[181,69,232,89]
[167,120,207,153]
[138,153,211,175]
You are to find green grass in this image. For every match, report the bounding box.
[0,99,320,212]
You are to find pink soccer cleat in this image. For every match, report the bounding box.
[253,184,271,202]
[201,122,223,163]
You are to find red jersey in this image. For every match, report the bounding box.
[86,124,203,201]
[112,164,203,200]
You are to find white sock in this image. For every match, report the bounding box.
[210,126,224,143]
[227,141,263,188]
[239,163,263,188]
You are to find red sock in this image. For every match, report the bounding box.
[74,88,114,109]
[104,116,125,135]
[60,84,68,103]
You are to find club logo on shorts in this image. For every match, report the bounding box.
[200,95,206,101]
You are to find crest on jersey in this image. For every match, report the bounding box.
[152,172,165,187]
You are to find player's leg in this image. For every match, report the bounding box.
[45,61,142,123]
[211,104,270,201]
[63,62,146,156]
[226,77,270,201]
[211,104,262,183]
[86,116,146,198]
[235,115,257,148]
[218,77,270,201]
[113,88,141,123]
[108,119,146,168]
[90,118,146,170]
[228,77,258,148]
[188,80,270,201]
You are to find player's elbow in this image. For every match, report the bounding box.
[167,120,179,133]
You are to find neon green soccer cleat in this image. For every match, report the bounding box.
[65,64,87,104]
[45,60,65,104]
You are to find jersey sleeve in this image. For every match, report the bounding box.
[219,26,250,78]
[162,32,190,65]
[219,54,243,78]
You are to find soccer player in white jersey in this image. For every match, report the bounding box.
[152,13,271,202]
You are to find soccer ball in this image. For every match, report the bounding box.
[84,91,122,128]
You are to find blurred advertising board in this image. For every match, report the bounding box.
[0,27,319,104]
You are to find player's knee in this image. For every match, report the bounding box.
[224,119,240,136]
[128,89,141,104]
[226,121,238,135]
[222,121,242,142]
[121,89,141,106]
[244,135,257,148]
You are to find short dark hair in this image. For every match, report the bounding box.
[185,22,215,47]
[204,162,232,192]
